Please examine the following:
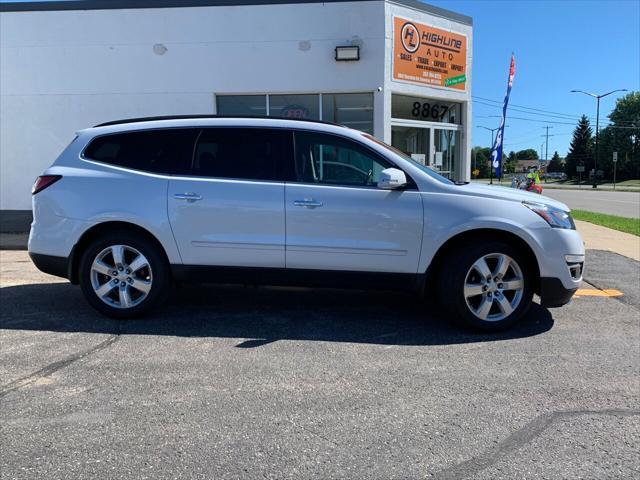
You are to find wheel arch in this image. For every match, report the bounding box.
[68,221,171,284]
[424,228,541,295]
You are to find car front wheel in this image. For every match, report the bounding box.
[439,241,534,331]
[79,232,170,318]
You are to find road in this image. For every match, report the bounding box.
[1,250,639,479]
[541,189,640,218]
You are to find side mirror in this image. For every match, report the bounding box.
[378,168,407,190]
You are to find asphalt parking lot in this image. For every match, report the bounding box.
[1,249,639,479]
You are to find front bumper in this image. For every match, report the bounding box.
[533,227,585,290]
[539,277,577,308]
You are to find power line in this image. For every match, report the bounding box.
[482,114,640,129]
[474,99,590,122]
[473,95,585,119]
[474,100,637,127]
[473,96,639,126]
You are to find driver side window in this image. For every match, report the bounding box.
[294,131,391,187]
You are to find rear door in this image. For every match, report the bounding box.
[285,131,423,273]
[168,127,292,267]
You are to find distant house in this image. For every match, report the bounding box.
[516,159,545,173]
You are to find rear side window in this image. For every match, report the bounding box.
[83,128,199,175]
[193,128,293,181]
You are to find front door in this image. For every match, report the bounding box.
[391,123,462,180]
[285,131,423,273]
[168,127,292,267]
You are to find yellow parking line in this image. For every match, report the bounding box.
[575,288,623,297]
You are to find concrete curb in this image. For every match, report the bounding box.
[0,233,29,250]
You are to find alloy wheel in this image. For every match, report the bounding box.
[463,253,525,322]
[90,244,153,309]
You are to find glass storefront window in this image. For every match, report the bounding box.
[391,94,461,124]
[216,95,267,116]
[322,93,374,134]
[269,94,319,120]
[216,93,374,133]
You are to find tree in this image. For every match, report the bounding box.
[471,146,492,178]
[515,149,539,160]
[547,151,563,172]
[503,150,518,174]
[596,91,639,181]
[565,115,593,179]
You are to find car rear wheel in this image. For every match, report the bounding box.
[439,241,534,331]
[79,232,170,318]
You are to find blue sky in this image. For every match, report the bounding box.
[430,0,640,157]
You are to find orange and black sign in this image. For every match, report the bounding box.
[393,17,468,90]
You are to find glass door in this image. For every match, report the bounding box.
[433,128,460,179]
[391,126,430,166]
[391,121,462,180]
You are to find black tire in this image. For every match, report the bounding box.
[438,241,534,331]
[79,231,171,318]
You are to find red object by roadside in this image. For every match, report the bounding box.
[527,183,543,194]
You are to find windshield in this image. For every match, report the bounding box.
[361,133,454,185]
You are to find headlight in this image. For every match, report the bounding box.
[523,201,575,229]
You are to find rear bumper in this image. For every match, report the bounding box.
[29,252,69,280]
[539,277,577,308]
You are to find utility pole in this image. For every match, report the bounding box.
[540,143,544,164]
[542,126,554,183]
[571,88,628,188]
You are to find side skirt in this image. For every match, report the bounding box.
[171,265,423,293]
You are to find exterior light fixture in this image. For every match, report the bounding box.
[335,45,360,61]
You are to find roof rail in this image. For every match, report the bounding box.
[94,115,342,128]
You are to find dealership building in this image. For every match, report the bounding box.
[0,0,473,229]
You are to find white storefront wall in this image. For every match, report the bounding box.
[0,0,472,213]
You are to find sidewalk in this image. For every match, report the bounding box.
[575,220,640,261]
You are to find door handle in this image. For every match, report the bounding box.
[173,192,202,202]
[293,199,323,208]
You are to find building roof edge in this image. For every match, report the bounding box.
[0,0,472,25]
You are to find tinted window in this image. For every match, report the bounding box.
[84,128,198,174]
[294,131,392,187]
[216,95,267,116]
[322,93,373,134]
[269,94,319,119]
[193,128,293,181]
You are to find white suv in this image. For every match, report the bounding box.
[29,117,584,330]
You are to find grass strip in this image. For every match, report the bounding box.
[572,210,640,237]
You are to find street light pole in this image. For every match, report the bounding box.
[478,125,500,185]
[570,88,628,188]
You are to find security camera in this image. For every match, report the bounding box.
[377,86,383,92]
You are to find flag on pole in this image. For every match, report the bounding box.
[491,54,516,179]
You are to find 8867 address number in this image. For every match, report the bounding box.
[411,102,450,121]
